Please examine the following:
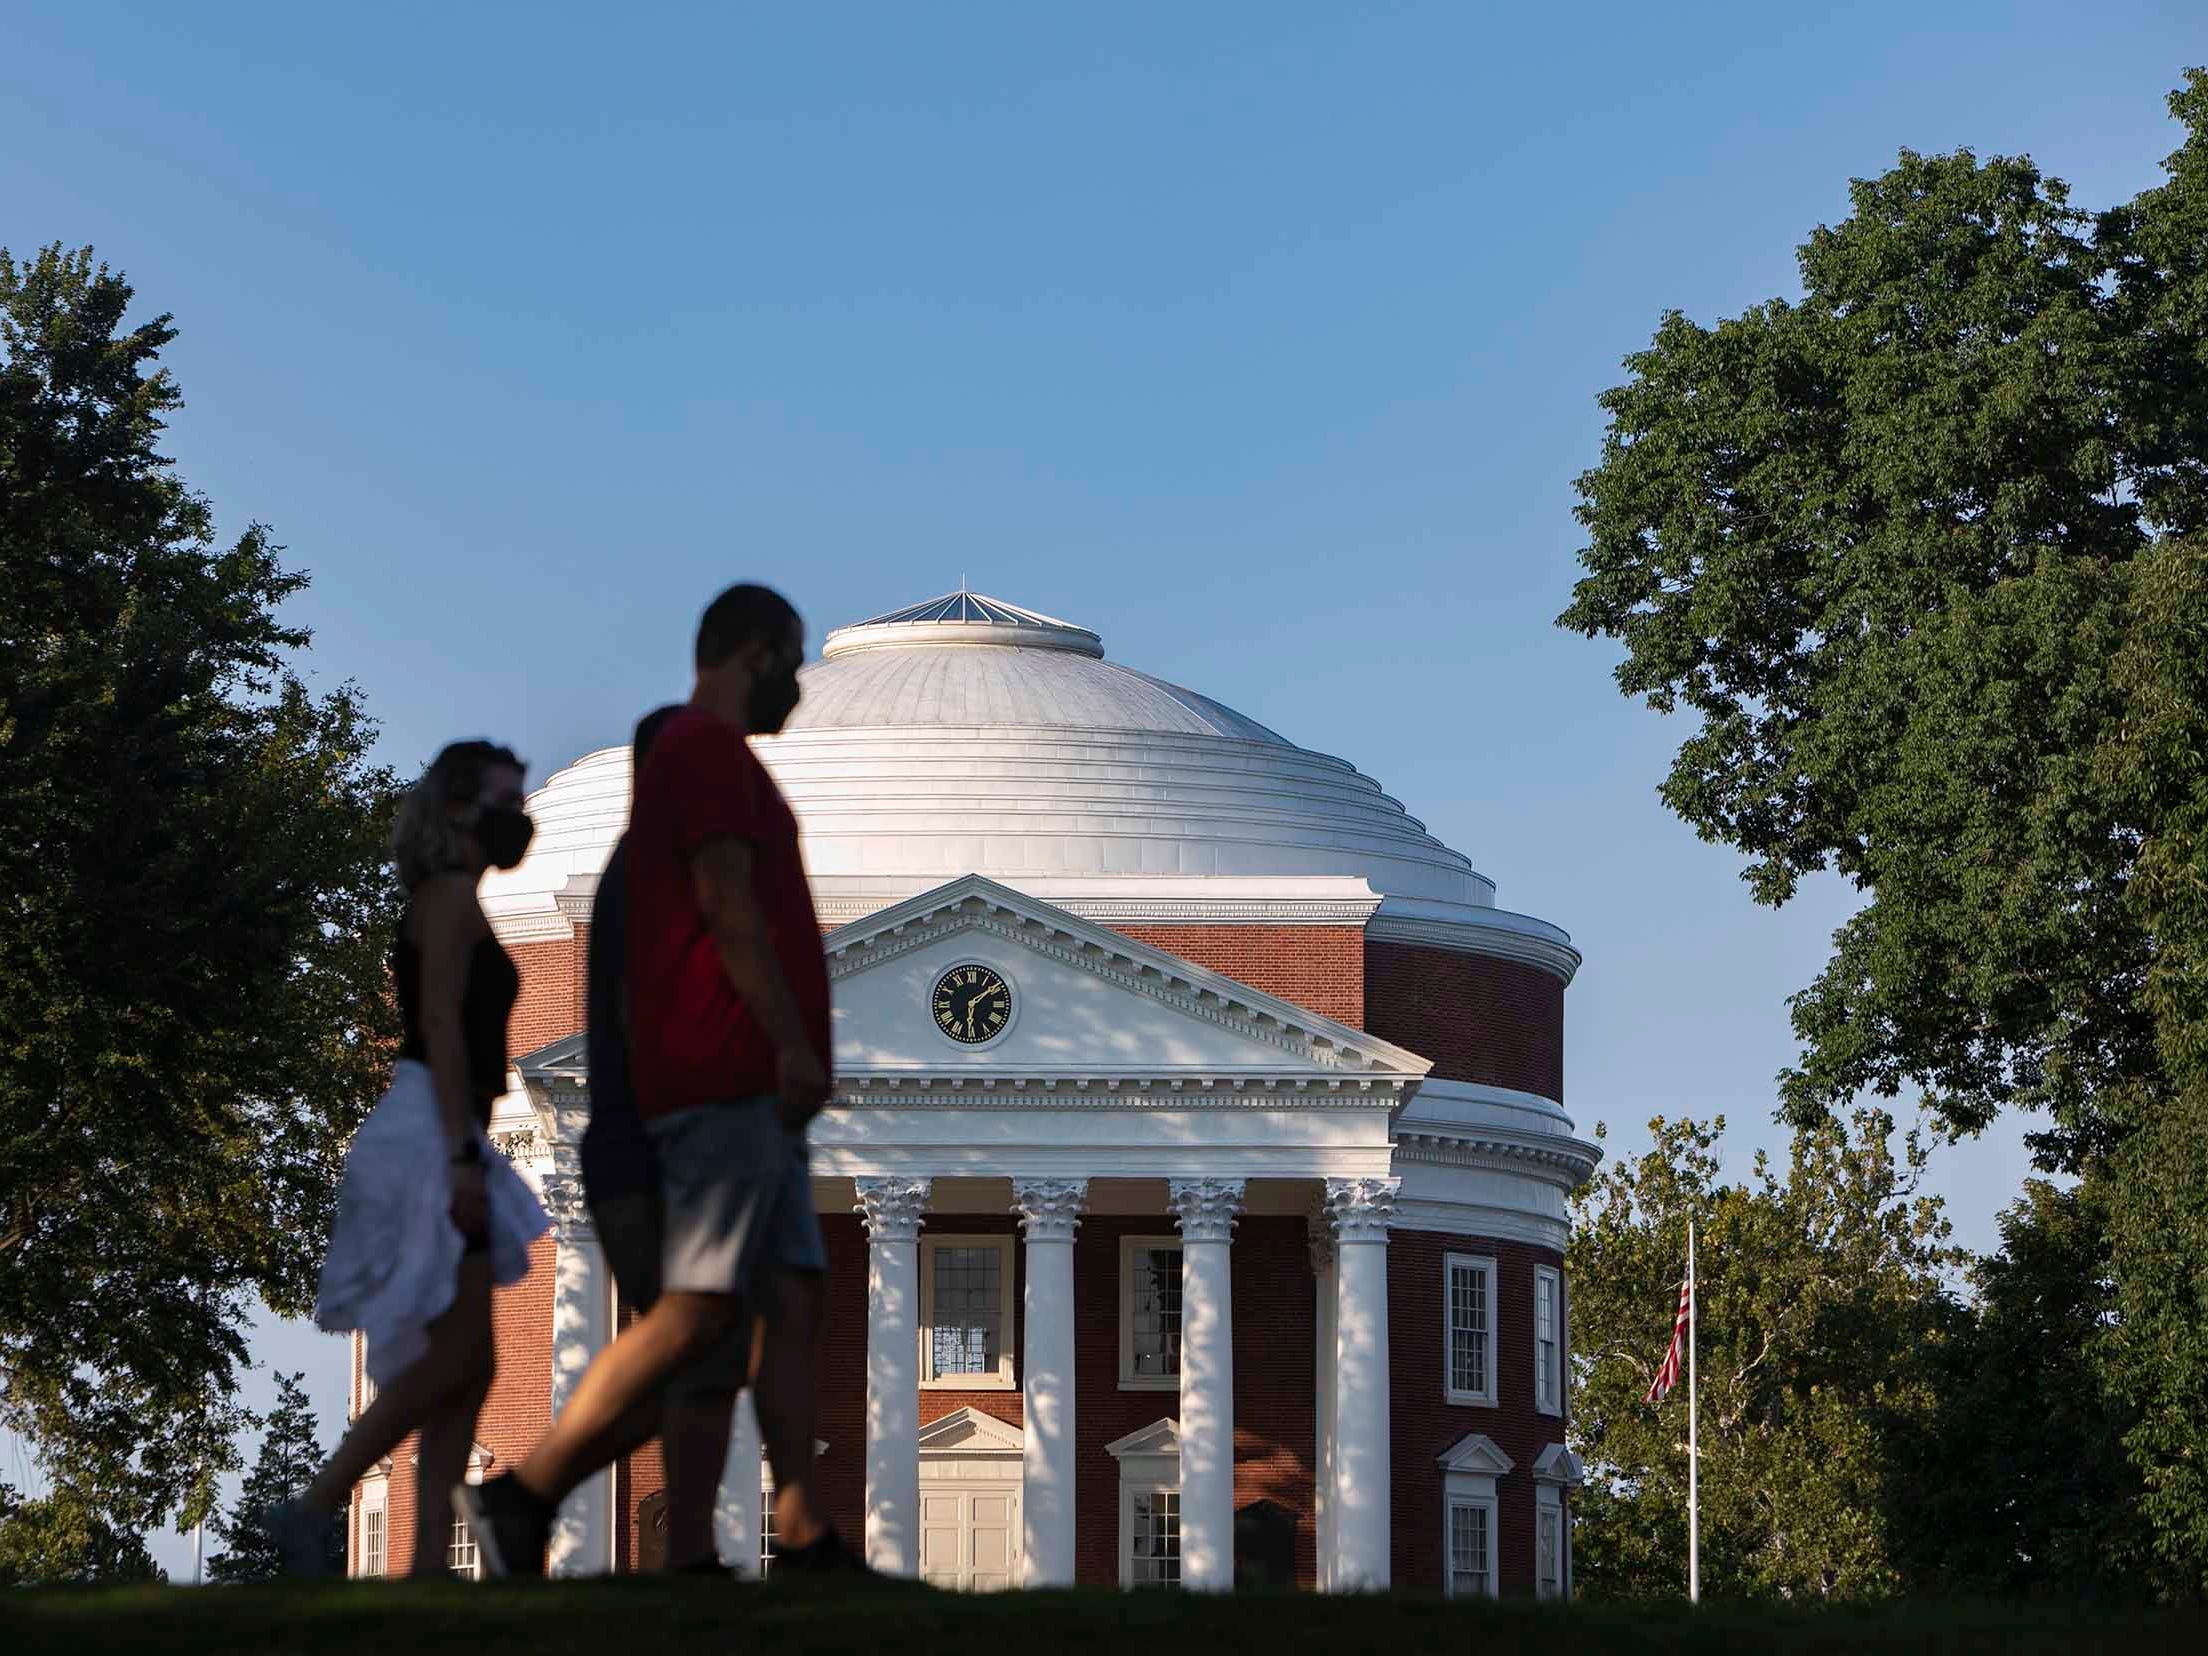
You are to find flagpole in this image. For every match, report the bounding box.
[1687,1217,1699,1606]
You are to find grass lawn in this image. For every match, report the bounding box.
[3,1580,2202,1655]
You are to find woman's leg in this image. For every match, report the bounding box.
[412,1376,494,1577]
[304,1253,495,1519]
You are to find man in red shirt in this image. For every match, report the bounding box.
[462,583,856,1576]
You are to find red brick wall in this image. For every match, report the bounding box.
[508,932,586,1060]
[1386,1228,1567,1596]
[1107,926,1364,1027]
[374,1229,558,1577]
[1363,941,1564,1100]
[1072,1216,1317,1588]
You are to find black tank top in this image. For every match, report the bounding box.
[394,925,520,1121]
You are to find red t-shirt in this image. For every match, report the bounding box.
[624,705,831,1120]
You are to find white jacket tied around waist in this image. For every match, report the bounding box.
[314,1059,549,1385]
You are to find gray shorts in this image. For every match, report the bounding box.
[583,1187,751,1399]
[649,1097,826,1308]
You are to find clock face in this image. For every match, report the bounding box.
[931,963,1013,1046]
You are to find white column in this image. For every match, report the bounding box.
[1308,1212,1338,1593]
[1168,1177,1244,1592]
[541,1172,613,1578]
[855,1176,930,1577]
[715,1392,764,1577]
[1012,1178,1086,1587]
[1326,1177,1398,1592]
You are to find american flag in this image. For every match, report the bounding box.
[1644,1267,1693,1405]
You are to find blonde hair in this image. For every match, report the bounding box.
[389,740,525,890]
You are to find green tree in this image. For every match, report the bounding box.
[1567,1112,1961,1601]
[206,1373,338,1582]
[1890,1180,2145,1599]
[0,245,400,1536]
[0,1483,165,1586]
[1558,72,2208,1590]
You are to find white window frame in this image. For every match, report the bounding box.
[1123,1484,1182,1589]
[355,1476,387,1579]
[1445,1252,1499,1407]
[1105,1419,1183,1589]
[1531,1441,1582,1603]
[1447,1493,1499,1600]
[447,1513,481,1580]
[1535,1485,1568,1601]
[919,1234,1016,1389]
[1534,1264,1565,1418]
[1438,1432,1511,1602]
[1118,1235,1184,1391]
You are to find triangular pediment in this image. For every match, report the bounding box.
[1532,1442,1584,1486]
[826,875,1430,1090]
[1438,1432,1514,1477]
[917,1406,1025,1455]
[1105,1418,1181,1460]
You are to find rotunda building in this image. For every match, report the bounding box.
[345,593,1596,1599]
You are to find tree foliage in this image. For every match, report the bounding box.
[1559,72,2208,1589]
[207,1372,337,1582]
[0,1482,164,1586]
[0,245,400,1533]
[1567,1113,1961,1600]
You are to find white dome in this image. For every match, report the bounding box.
[481,593,1562,955]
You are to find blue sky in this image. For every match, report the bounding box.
[6,3,2202,1571]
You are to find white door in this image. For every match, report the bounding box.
[919,1485,1021,1591]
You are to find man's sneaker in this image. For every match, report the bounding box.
[773,1527,899,1582]
[265,1498,338,1579]
[454,1474,553,1579]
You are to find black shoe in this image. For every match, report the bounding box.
[773,1527,877,1578]
[455,1474,553,1579]
[673,1556,741,1579]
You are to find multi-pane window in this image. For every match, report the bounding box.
[1446,1254,1497,1405]
[760,1485,778,1578]
[1537,1505,1563,1600]
[1121,1240,1184,1387]
[447,1515,481,1580]
[360,1502,386,1579]
[1535,1266,1563,1416]
[921,1236,1013,1386]
[1447,1499,1493,1599]
[1129,1490,1181,1587]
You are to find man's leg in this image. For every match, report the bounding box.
[754,1268,828,1552]
[513,1288,742,1503]
[663,1389,741,1570]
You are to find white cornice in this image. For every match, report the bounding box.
[487,904,575,946]
[1392,1127,1601,1188]
[834,1076,1412,1107]
[1367,898,1582,985]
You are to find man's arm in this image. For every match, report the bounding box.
[691,835,829,1126]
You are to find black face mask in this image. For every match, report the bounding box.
[749,665,802,735]
[476,805,535,870]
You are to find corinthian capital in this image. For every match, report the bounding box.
[1011,1178,1088,1243]
[1323,1176,1400,1243]
[540,1171,593,1239]
[1167,1177,1246,1243]
[854,1176,932,1243]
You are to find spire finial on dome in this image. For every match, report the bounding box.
[824,590,1106,660]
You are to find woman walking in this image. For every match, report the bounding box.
[270,741,549,1577]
